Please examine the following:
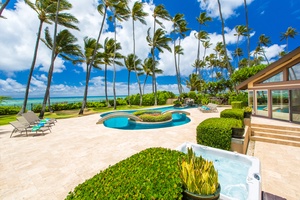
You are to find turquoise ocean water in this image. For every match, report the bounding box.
[0,96,127,107]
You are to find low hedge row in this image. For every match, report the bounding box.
[196,118,242,150]
[139,112,172,122]
[133,110,162,116]
[0,106,21,115]
[65,148,185,200]
[220,109,244,121]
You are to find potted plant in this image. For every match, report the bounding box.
[231,119,245,138]
[179,148,220,200]
[244,106,252,118]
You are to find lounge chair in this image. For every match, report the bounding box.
[17,116,52,128]
[9,121,51,138]
[22,111,56,126]
[198,103,218,113]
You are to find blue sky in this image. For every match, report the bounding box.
[0,0,299,98]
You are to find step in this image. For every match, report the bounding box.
[251,123,300,132]
[251,136,300,147]
[251,127,300,136]
[252,131,300,142]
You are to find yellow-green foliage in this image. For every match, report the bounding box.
[179,148,219,195]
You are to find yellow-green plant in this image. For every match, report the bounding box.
[244,106,252,113]
[179,148,219,195]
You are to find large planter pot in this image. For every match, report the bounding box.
[183,184,221,200]
[232,127,245,138]
[244,112,252,118]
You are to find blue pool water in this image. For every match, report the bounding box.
[101,106,193,130]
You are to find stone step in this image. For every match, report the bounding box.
[251,127,300,136]
[251,136,300,147]
[251,123,300,132]
[253,131,300,142]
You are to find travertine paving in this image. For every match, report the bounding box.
[0,107,299,200]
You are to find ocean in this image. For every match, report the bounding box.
[0,95,127,108]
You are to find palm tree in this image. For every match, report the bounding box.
[216,0,232,76]
[186,74,201,92]
[243,0,250,66]
[141,57,161,95]
[39,28,82,118]
[234,25,248,50]
[131,1,148,106]
[110,1,130,109]
[101,37,123,107]
[151,4,171,105]
[0,0,10,18]
[73,37,103,115]
[258,34,271,65]
[147,28,172,105]
[195,12,212,71]
[124,54,142,106]
[280,27,298,52]
[233,47,243,67]
[20,0,78,115]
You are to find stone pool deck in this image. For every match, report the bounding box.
[0,107,299,200]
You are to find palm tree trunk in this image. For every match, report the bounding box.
[152,20,157,106]
[19,20,44,115]
[173,39,181,95]
[79,65,91,114]
[48,94,53,113]
[177,39,183,94]
[243,0,250,67]
[128,71,131,106]
[217,0,232,76]
[40,0,60,118]
[262,49,269,65]
[0,0,9,17]
[112,16,117,110]
[132,19,143,106]
[143,75,148,95]
[104,64,110,107]
[79,6,107,115]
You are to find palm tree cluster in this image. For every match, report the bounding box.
[17,0,298,116]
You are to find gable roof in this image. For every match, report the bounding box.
[236,46,300,90]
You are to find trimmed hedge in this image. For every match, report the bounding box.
[129,91,176,106]
[196,118,242,150]
[231,101,243,109]
[65,148,185,200]
[133,110,162,116]
[139,112,172,122]
[220,109,244,121]
[0,106,21,115]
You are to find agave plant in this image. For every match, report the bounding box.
[179,148,219,195]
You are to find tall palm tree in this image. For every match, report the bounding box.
[39,28,82,118]
[258,34,271,65]
[131,1,148,106]
[73,37,103,115]
[216,0,232,76]
[280,27,298,52]
[101,37,123,107]
[186,73,201,92]
[233,47,243,67]
[234,25,248,50]
[0,0,10,18]
[20,0,78,115]
[110,1,130,109]
[124,54,142,106]
[147,28,172,105]
[151,4,171,105]
[195,12,212,71]
[141,57,161,95]
[243,0,250,67]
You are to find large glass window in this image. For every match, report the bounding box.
[256,90,268,117]
[291,89,300,123]
[271,90,289,121]
[248,90,254,113]
[288,63,300,80]
[262,72,283,83]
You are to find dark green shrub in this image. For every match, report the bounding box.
[139,112,172,122]
[65,148,185,200]
[187,91,197,100]
[231,101,243,109]
[0,106,21,115]
[220,109,244,121]
[173,100,182,107]
[196,118,242,150]
[228,92,248,107]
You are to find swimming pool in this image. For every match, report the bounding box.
[177,142,261,200]
[100,106,192,130]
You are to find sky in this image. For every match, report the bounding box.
[0,0,299,98]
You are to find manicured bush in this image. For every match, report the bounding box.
[196,118,242,150]
[139,112,172,122]
[228,92,248,107]
[231,101,243,109]
[129,91,176,106]
[220,109,244,121]
[133,110,162,116]
[65,148,185,200]
[0,106,21,115]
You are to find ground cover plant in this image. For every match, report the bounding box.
[66,148,185,200]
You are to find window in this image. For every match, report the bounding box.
[271,90,289,121]
[262,72,283,83]
[288,63,300,80]
[256,90,268,117]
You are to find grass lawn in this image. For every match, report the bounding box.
[0,105,156,126]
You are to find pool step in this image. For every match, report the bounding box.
[251,124,300,147]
